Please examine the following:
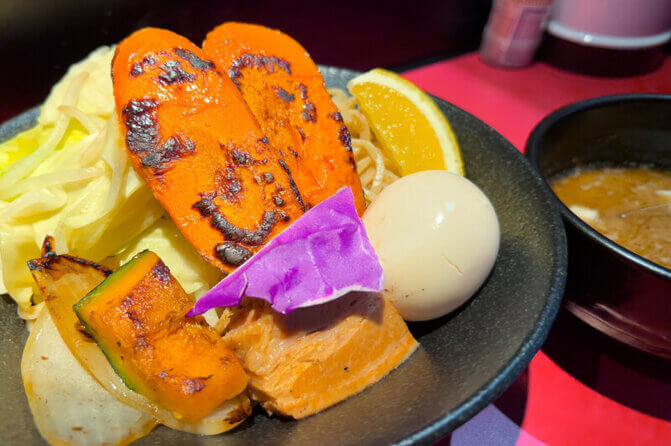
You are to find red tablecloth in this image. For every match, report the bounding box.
[402,54,671,446]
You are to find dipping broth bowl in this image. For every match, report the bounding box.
[526,94,671,360]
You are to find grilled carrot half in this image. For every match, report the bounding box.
[203,22,367,215]
[112,28,305,273]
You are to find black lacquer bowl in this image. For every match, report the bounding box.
[0,67,566,445]
[526,94,671,360]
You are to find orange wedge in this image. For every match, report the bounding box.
[348,68,464,176]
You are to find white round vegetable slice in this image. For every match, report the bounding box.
[21,310,156,446]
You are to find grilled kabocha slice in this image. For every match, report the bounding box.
[203,22,366,215]
[74,250,248,422]
[112,28,305,273]
[28,242,250,433]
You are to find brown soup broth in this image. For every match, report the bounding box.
[551,166,671,269]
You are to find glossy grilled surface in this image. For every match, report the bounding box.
[74,250,249,422]
[112,28,304,272]
[204,22,366,215]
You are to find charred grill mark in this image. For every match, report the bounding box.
[214,166,243,202]
[151,261,172,284]
[75,321,94,340]
[277,210,290,222]
[225,403,252,424]
[228,53,291,86]
[193,194,278,245]
[297,83,308,99]
[130,63,144,77]
[230,149,253,166]
[122,99,160,155]
[278,159,307,212]
[181,376,211,394]
[348,155,357,171]
[125,310,143,330]
[65,255,113,275]
[215,242,253,266]
[157,60,195,85]
[328,111,344,122]
[134,334,151,350]
[129,56,156,78]
[213,210,276,245]
[288,146,299,157]
[301,106,316,122]
[27,253,112,276]
[215,146,261,202]
[249,211,276,245]
[192,192,217,214]
[41,235,56,256]
[121,295,134,311]
[274,86,295,102]
[302,101,316,122]
[296,83,316,122]
[174,47,215,70]
[339,126,353,151]
[26,257,50,271]
[295,126,306,141]
[141,135,196,170]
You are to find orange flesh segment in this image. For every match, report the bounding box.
[75,251,248,421]
[112,28,305,273]
[203,22,366,215]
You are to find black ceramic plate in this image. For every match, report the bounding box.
[0,67,566,445]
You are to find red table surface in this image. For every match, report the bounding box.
[402,54,671,445]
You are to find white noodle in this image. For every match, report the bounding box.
[328,88,398,203]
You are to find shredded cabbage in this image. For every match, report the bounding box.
[0,46,222,314]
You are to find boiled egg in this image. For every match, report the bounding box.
[363,170,499,321]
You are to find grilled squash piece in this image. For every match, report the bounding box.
[203,22,366,215]
[112,28,305,273]
[74,250,248,422]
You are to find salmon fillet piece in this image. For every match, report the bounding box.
[222,292,418,419]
